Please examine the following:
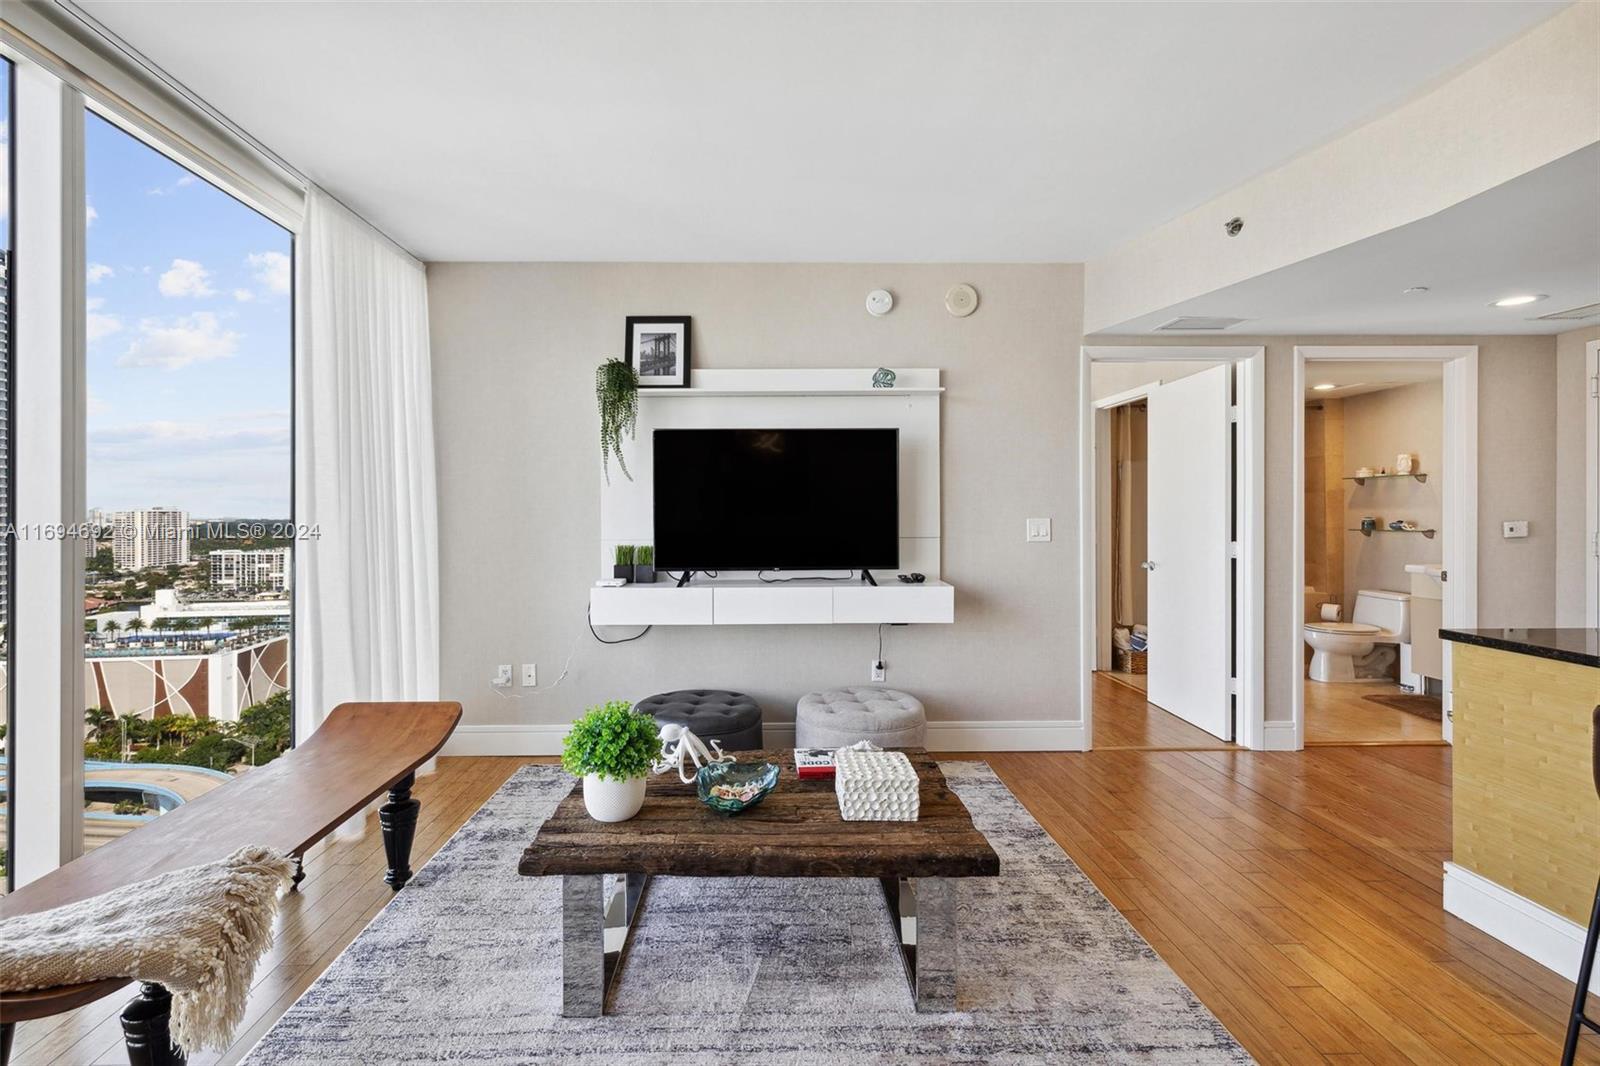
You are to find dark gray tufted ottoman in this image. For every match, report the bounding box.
[636,689,764,752]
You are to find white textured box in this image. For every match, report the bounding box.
[834,748,920,821]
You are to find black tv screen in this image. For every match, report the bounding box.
[653,428,899,572]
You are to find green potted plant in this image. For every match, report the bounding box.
[561,700,662,822]
[613,544,635,583]
[596,357,639,483]
[634,545,655,585]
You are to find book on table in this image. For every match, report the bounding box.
[793,748,836,779]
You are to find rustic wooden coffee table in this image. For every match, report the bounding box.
[519,748,999,1016]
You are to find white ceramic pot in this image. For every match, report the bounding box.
[582,773,647,822]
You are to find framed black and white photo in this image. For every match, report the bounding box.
[625,316,691,388]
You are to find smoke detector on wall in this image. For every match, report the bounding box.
[1155,316,1247,331]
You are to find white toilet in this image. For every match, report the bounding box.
[1304,589,1412,683]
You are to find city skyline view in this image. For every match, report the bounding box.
[85,111,292,517]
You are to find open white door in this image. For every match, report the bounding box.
[1145,364,1233,739]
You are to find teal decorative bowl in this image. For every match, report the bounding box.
[696,761,780,815]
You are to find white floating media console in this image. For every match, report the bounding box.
[592,367,954,627]
[590,579,954,626]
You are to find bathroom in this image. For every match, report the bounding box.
[1302,361,1446,743]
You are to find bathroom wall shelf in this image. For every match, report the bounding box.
[1349,527,1437,539]
[1345,472,1427,485]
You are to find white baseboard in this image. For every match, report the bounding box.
[441,723,568,756]
[442,719,1088,756]
[928,719,1086,751]
[1260,719,1299,751]
[1443,862,1598,993]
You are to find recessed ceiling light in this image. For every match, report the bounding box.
[1490,294,1547,307]
[1403,286,1430,295]
[1312,383,1338,391]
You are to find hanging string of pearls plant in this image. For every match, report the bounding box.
[596,357,639,483]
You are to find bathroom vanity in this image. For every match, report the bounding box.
[1440,628,1600,989]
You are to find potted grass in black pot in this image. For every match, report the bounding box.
[634,545,655,585]
[613,544,635,584]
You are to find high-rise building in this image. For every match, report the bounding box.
[209,547,291,592]
[111,508,191,571]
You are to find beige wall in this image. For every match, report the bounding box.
[428,263,1083,733]
[1091,334,1559,724]
[1084,3,1600,332]
[1338,380,1444,612]
[1555,325,1599,626]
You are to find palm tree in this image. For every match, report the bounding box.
[84,706,114,742]
[84,618,98,637]
[125,618,146,637]
[102,618,121,636]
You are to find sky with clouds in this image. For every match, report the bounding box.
[83,112,292,518]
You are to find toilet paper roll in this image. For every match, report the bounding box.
[1320,603,1342,622]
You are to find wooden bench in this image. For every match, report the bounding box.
[0,700,461,1066]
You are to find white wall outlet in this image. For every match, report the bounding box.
[1502,520,1529,539]
[520,664,537,687]
[492,664,513,687]
[871,659,886,683]
[1026,517,1052,543]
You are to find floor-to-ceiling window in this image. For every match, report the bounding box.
[78,112,292,850]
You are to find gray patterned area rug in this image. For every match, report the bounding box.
[245,763,1251,1064]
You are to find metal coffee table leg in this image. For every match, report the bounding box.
[561,872,649,1017]
[880,876,958,1011]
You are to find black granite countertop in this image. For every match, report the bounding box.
[1439,628,1599,669]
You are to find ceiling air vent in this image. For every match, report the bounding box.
[1534,301,1600,321]
[1155,316,1247,331]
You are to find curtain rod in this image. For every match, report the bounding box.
[49,0,423,267]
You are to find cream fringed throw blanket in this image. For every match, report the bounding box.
[0,846,294,1053]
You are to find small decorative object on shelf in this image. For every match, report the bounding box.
[696,761,781,815]
[625,315,691,389]
[613,543,635,583]
[562,700,662,823]
[794,747,837,779]
[652,722,736,784]
[596,357,639,483]
[835,742,920,822]
[633,545,655,585]
[1361,516,1378,533]
[1395,453,1415,474]
[872,366,897,388]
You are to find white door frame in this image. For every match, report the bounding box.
[1587,339,1599,628]
[1078,346,1266,750]
[1292,346,1478,747]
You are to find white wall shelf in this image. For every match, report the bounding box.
[590,579,954,626]
[642,387,943,397]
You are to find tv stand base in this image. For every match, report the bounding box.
[861,569,879,587]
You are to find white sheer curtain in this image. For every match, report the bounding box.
[293,187,439,743]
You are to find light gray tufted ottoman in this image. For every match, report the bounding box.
[794,686,927,748]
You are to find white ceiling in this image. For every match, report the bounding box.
[1106,142,1600,336]
[1302,360,1442,400]
[79,1,1566,263]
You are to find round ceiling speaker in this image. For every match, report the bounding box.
[866,289,894,317]
[945,283,978,317]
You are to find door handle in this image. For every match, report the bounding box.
[1140,560,1157,571]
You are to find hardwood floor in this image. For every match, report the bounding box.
[1095,670,1238,750]
[1304,679,1445,745]
[11,743,1592,1064]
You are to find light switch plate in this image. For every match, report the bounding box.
[521,664,537,687]
[1026,517,1052,543]
[1502,520,1529,539]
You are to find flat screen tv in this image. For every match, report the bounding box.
[653,428,898,572]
